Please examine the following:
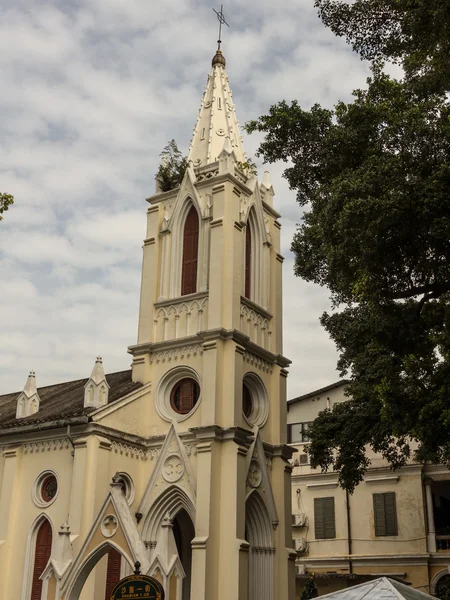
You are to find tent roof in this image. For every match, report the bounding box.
[318,577,436,600]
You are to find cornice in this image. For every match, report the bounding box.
[154,291,208,309]
[195,172,252,197]
[129,328,290,368]
[261,200,281,220]
[240,295,273,320]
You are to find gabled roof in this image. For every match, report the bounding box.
[0,370,141,430]
[318,577,436,600]
[287,379,349,406]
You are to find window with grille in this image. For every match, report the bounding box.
[170,378,200,415]
[373,492,398,536]
[181,206,199,296]
[288,422,312,443]
[314,497,336,539]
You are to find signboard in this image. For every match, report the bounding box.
[110,574,165,600]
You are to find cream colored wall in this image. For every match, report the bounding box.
[288,385,446,599]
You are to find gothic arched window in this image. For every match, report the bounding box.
[104,548,122,600]
[245,223,252,299]
[181,206,199,296]
[31,519,52,600]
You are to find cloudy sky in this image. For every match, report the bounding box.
[0,0,371,397]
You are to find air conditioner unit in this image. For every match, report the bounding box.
[292,512,307,527]
[295,537,308,553]
[299,453,309,465]
[296,563,307,576]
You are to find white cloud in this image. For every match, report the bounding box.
[0,0,369,395]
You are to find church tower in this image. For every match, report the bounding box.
[128,45,296,600]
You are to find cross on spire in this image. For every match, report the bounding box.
[213,4,230,50]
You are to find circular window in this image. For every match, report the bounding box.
[41,475,57,502]
[242,373,269,428]
[32,471,59,507]
[170,378,200,415]
[155,367,202,422]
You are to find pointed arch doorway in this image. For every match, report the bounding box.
[246,491,274,600]
[172,508,195,600]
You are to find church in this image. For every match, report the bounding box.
[0,45,296,600]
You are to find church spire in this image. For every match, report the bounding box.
[187,46,247,167]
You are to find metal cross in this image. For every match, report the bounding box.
[213,4,230,49]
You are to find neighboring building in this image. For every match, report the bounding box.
[288,381,450,599]
[0,46,296,600]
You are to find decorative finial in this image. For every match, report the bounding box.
[134,561,141,575]
[212,4,229,66]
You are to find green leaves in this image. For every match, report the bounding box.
[246,5,450,490]
[156,140,188,193]
[0,193,14,221]
[315,0,450,94]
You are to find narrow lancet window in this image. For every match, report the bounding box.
[31,520,52,600]
[181,206,199,296]
[104,548,122,600]
[245,223,252,299]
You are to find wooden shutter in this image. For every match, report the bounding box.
[104,548,122,600]
[181,206,199,296]
[31,520,52,600]
[384,492,398,535]
[314,497,335,539]
[245,224,251,298]
[374,492,397,536]
[180,379,194,413]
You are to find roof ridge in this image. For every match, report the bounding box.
[0,368,132,400]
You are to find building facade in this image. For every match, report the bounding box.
[0,47,296,600]
[288,381,450,599]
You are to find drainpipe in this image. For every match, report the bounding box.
[346,489,353,575]
[67,424,76,457]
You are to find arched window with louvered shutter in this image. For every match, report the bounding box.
[31,519,52,600]
[181,206,199,296]
[104,547,122,600]
[245,222,252,299]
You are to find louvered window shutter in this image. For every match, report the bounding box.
[31,520,52,600]
[245,225,251,299]
[373,493,387,536]
[180,379,194,413]
[104,548,122,600]
[374,492,397,536]
[384,492,398,535]
[181,206,199,296]
[314,497,335,539]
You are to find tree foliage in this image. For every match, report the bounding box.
[301,575,318,600]
[246,3,450,491]
[315,0,450,94]
[156,140,188,192]
[0,193,14,221]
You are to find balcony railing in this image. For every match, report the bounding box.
[436,535,450,551]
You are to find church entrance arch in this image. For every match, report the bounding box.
[66,542,132,600]
[246,490,274,600]
[172,508,195,600]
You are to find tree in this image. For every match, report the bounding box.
[246,4,450,491]
[315,0,450,94]
[0,193,14,221]
[301,574,318,600]
[156,140,188,192]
